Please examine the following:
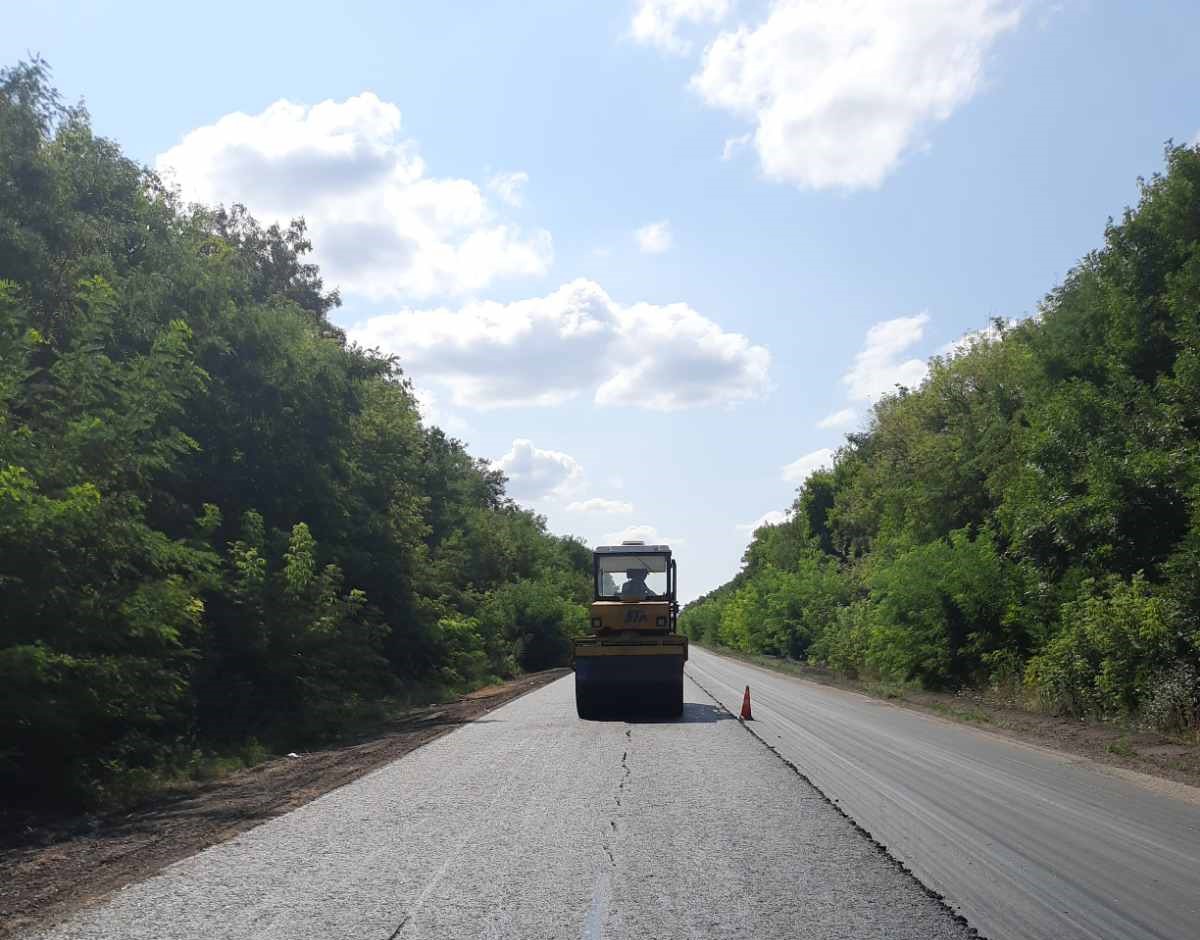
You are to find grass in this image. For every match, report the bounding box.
[863,680,909,701]
[1106,737,1138,759]
[94,739,276,811]
[89,678,492,814]
[926,701,992,724]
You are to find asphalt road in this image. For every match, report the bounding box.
[687,645,1200,940]
[33,676,971,940]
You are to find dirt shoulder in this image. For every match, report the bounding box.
[0,668,568,939]
[700,645,1200,790]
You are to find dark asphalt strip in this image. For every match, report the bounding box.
[686,669,985,939]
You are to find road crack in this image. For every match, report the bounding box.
[602,730,632,865]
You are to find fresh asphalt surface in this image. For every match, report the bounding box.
[688,645,1200,940]
[34,674,971,940]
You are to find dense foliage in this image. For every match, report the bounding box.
[0,62,589,808]
[684,143,1200,733]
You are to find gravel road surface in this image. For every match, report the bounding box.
[688,645,1200,940]
[32,676,970,940]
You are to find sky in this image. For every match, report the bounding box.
[7,0,1200,601]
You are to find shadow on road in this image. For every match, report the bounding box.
[591,702,734,725]
[675,702,735,724]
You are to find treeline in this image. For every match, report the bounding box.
[0,62,589,809]
[683,143,1200,734]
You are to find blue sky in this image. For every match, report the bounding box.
[8,0,1200,600]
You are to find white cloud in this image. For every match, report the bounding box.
[817,407,857,429]
[595,296,768,409]
[842,313,930,402]
[631,0,732,55]
[721,132,752,161]
[487,171,529,207]
[937,317,1020,358]
[691,0,1021,189]
[410,386,472,439]
[566,497,635,514]
[635,220,673,254]
[156,93,551,300]
[782,447,835,483]
[350,279,770,411]
[603,524,685,547]
[493,439,583,502]
[736,509,789,533]
[411,386,440,425]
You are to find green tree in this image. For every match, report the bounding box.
[0,61,594,808]
[689,142,1200,729]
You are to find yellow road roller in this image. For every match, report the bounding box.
[573,541,686,718]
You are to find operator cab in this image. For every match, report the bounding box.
[590,541,678,634]
[594,541,675,604]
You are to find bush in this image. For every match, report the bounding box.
[864,529,1023,688]
[477,576,586,672]
[435,616,492,689]
[1139,663,1200,734]
[809,601,872,677]
[679,597,724,646]
[707,553,851,658]
[1025,574,1178,717]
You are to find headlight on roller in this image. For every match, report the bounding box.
[656,616,667,627]
[591,617,602,629]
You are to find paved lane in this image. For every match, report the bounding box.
[34,676,970,940]
[688,645,1200,940]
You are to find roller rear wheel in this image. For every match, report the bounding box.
[575,682,602,719]
[665,677,684,718]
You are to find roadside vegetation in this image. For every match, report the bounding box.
[0,61,590,811]
[683,142,1200,739]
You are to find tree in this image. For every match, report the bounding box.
[0,62,593,808]
[687,142,1200,729]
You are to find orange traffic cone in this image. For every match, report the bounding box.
[740,685,753,721]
